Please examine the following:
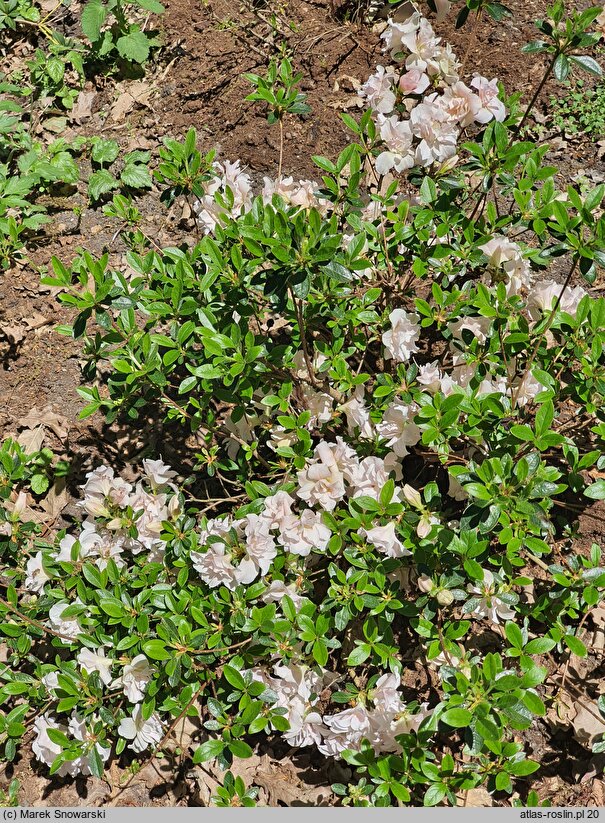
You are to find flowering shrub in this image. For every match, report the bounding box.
[3,0,605,806]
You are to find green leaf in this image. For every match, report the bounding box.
[524,637,556,654]
[129,0,165,11]
[441,708,472,728]
[563,634,587,658]
[193,739,225,763]
[424,784,446,806]
[229,740,253,759]
[223,665,246,691]
[30,474,49,495]
[88,169,117,202]
[569,55,602,77]
[142,640,171,661]
[91,138,120,165]
[553,53,570,81]
[584,480,605,500]
[505,622,524,650]
[116,30,151,64]
[121,162,152,189]
[81,0,107,41]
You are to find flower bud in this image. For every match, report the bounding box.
[436,589,454,607]
[417,574,434,593]
[403,484,423,509]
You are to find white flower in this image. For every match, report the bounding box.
[25,552,50,593]
[410,102,459,166]
[300,386,334,425]
[360,522,410,558]
[223,409,260,459]
[195,160,253,233]
[471,76,506,123]
[349,456,399,502]
[261,491,295,530]
[466,569,515,624]
[528,280,587,321]
[112,654,154,703]
[340,386,375,439]
[359,65,397,114]
[375,115,415,175]
[118,705,163,753]
[41,671,60,694]
[297,441,346,511]
[48,601,82,641]
[381,11,423,58]
[376,400,421,457]
[416,361,442,393]
[238,513,277,581]
[383,309,420,362]
[448,315,492,346]
[68,714,111,775]
[32,714,71,775]
[479,236,532,295]
[279,509,331,556]
[142,458,177,491]
[77,647,114,686]
[267,425,298,452]
[512,370,547,408]
[262,579,306,610]
[320,704,373,755]
[262,177,329,213]
[191,542,239,590]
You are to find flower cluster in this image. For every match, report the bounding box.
[248,664,430,755]
[360,13,506,174]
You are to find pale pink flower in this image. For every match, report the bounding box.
[238,513,277,579]
[471,76,506,123]
[191,542,239,590]
[416,361,442,393]
[261,491,295,530]
[349,457,399,502]
[398,67,430,95]
[436,82,481,127]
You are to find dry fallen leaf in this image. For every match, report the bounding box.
[17,405,69,441]
[1,324,25,344]
[17,425,46,454]
[458,787,493,807]
[40,479,70,521]
[110,81,155,122]
[71,89,97,124]
[572,702,605,749]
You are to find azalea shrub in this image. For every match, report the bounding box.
[2,0,605,807]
